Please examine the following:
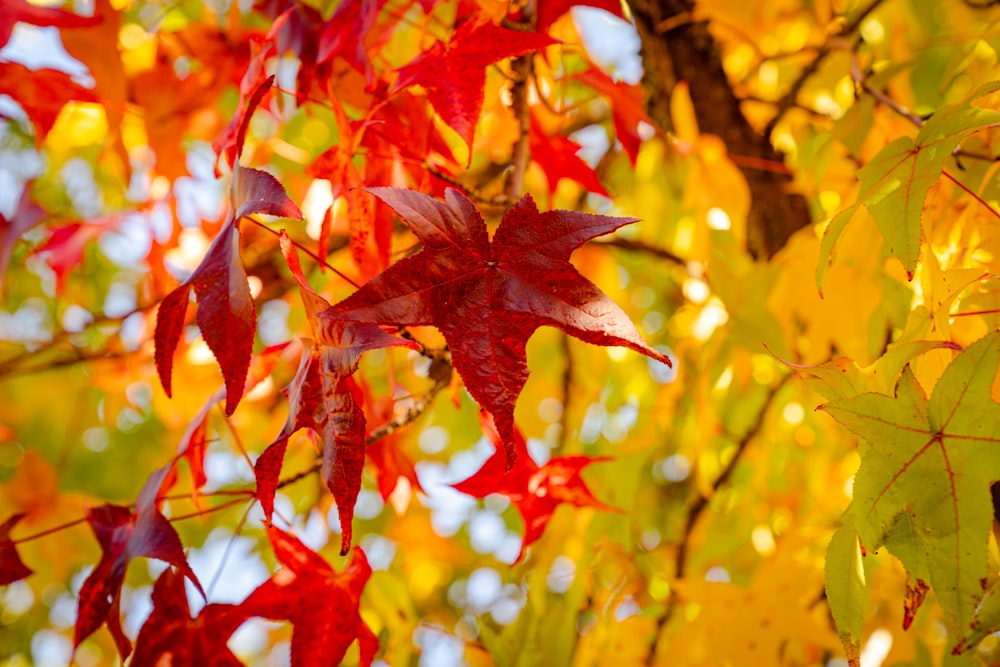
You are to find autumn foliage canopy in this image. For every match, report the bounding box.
[4,0,1000,665]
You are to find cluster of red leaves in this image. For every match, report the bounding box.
[154,76,303,416]
[128,526,375,667]
[253,231,418,555]
[0,0,672,661]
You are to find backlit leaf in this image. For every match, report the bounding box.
[322,187,671,465]
[130,568,246,667]
[0,513,32,586]
[393,19,557,155]
[241,526,378,667]
[452,412,619,562]
[74,466,203,659]
[823,331,1000,649]
[820,82,1000,284]
[254,233,417,553]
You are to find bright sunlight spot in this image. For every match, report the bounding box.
[606,346,628,361]
[302,179,334,239]
[859,18,886,45]
[692,299,729,340]
[859,628,893,667]
[751,525,776,556]
[706,207,731,230]
[783,402,805,424]
[186,339,215,365]
[682,277,710,304]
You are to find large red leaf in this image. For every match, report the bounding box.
[0,513,32,585]
[321,187,671,464]
[241,526,378,667]
[131,568,247,667]
[453,412,618,561]
[74,466,203,659]
[254,233,417,554]
[392,19,556,155]
[154,223,255,415]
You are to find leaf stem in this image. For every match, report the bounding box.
[247,218,360,289]
[7,517,89,545]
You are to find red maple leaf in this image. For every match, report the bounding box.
[392,19,557,156]
[241,526,378,667]
[130,568,247,667]
[32,219,112,295]
[0,0,101,50]
[317,0,389,90]
[321,187,671,465]
[155,76,302,416]
[529,112,610,197]
[254,232,418,554]
[453,412,619,562]
[74,466,204,660]
[0,513,32,586]
[577,66,655,166]
[0,62,98,144]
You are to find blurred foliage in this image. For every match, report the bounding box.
[2,0,1000,665]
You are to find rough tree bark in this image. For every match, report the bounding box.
[626,0,812,259]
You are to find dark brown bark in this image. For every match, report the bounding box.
[626,0,812,258]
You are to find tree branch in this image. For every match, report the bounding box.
[764,0,886,139]
[626,0,812,258]
[645,373,789,665]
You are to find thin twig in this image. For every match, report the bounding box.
[558,333,572,451]
[645,374,790,665]
[764,0,886,140]
[594,237,687,266]
[247,218,360,289]
[273,351,454,491]
[507,54,533,200]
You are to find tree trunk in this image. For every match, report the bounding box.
[627,0,812,258]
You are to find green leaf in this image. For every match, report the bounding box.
[822,331,1000,649]
[780,339,956,402]
[954,579,1000,653]
[825,523,866,667]
[820,81,1000,283]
